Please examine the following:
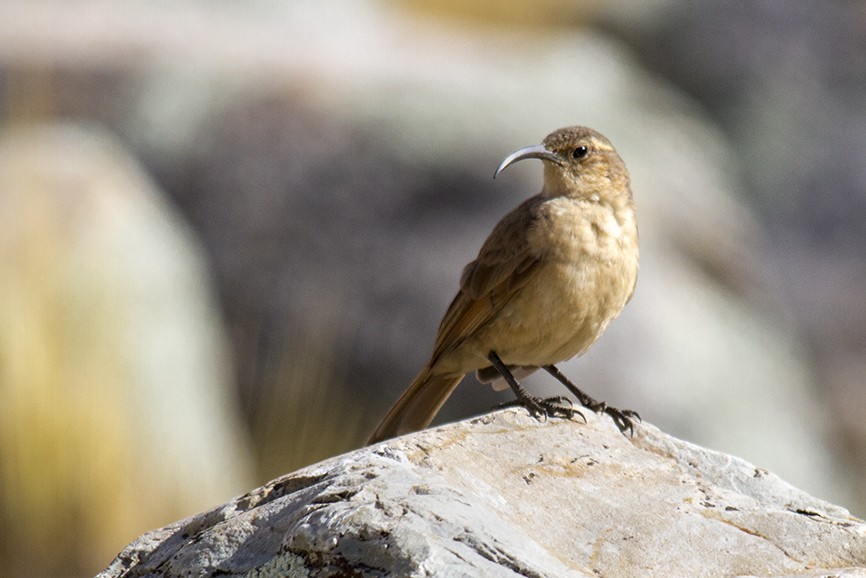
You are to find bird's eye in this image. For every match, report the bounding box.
[572,145,589,159]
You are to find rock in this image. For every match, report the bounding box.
[99,410,866,578]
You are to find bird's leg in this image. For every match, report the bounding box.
[542,365,605,411]
[543,365,641,436]
[487,352,579,421]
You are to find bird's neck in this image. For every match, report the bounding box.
[540,164,572,198]
[541,164,631,207]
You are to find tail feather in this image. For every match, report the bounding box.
[365,367,463,445]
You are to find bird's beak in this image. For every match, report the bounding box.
[494,144,563,179]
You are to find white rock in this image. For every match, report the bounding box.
[100,410,866,577]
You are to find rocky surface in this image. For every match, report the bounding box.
[100,409,866,577]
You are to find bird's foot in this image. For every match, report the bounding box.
[542,364,641,436]
[601,406,641,436]
[487,352,585,424]
[498,395,585,422]
[581,399,641,435]
[523,394,582,422]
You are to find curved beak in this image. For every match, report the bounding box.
[494,144,563,179]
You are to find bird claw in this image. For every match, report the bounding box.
[500,394,637,435]
[501,394,584,423]
[603,406,640,437]
[541,365,640,437]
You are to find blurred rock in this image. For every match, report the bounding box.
[601,0,866,512]
[99,410,866,578]
[0,0,858,524]
[136,2,847,508]
[0,123,254,576]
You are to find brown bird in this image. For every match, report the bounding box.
[366,126,639,445]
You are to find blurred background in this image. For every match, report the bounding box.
[1,0,865,575]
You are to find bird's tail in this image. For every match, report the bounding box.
[365,367,463,445]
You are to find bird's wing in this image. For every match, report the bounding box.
[429,196,544,365]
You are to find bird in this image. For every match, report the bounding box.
[366,126,639,445]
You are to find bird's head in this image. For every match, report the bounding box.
[495,126,630,202]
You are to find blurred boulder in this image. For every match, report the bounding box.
[0,123,254,576]
[0,0,856,518]
[601,0,866,511]
[134,2,846,508]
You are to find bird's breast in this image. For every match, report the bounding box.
[513,197,639,362]
[437,196,639,373]
[533,197,637,264]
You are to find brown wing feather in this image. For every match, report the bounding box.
[429,195,545,365]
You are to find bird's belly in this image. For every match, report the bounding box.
[473,257,634,368]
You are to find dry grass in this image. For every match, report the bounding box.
[247,313,369,484]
